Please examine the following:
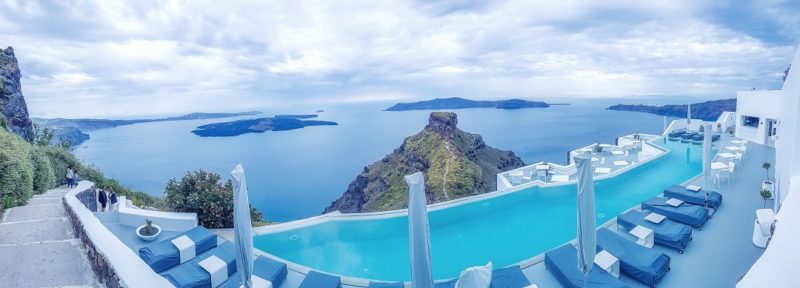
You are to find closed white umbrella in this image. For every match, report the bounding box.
[406,172,434,288]
[575,156,596,287]
[231,164,254,288]
[687,104,692,129]
[703,124,712,213]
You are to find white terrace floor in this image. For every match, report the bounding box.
[524,136,774,288]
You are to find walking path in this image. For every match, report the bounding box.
[0,186,100,288]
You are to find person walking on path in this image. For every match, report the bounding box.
[109,189,118,211]
[66,167,75,188]
[98,187,108,212]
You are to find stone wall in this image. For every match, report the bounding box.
[76,188,97,212]
[63,185,123,288]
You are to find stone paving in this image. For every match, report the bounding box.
[0,187,101,288]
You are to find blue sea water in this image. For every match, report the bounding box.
[73,98,680,222]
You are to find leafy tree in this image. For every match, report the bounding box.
[164,170,264,228]
[33,124,54,146]
[0,129,34,207]
[31,148,55,194]
[762,162,771,182]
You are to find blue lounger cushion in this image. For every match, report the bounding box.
[491,265,531,288]
[668,130,685,138]
[161,242,237,288]
[220,255,288,288]
[663,185,722,209]
[369,281,404,288]
[641,197,709,228]
[434,279,457,288]
[299,270,341,288]
[545,244,629,288]
[140,226,218,272]
[596,228,670,286]
[681,132,698,139]
[616,210,692,252]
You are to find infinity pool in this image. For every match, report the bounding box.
[254,140,705,281]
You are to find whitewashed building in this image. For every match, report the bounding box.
[735,90,782,146]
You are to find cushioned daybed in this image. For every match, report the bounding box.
[161,242,237,288]
[596,228,670,286]
[139,226,218,272]
[663,185,723,209]
[616,210,693,253]
[641,197,709,229]
[545,244,629,288]
[220,255,288,288]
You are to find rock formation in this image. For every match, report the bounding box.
[607,98,736,121]
[0,47,34,142]
[324,112,525,213]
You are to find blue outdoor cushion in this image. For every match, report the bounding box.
[139,226,218,272]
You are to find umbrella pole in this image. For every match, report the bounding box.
[583,270,589,287]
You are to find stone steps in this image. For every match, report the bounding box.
[0,187,100,287]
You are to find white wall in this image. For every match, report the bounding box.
[738,44,800,287]
[736,90,783,145]
[717,111,736,133]
[116,196,198,231]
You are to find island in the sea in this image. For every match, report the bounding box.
[384,97,551,111]
[607,98,735,121]
[191,114,337,137]
[32,111,262,146]
[325,112,525,213]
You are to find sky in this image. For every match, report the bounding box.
[1,0,799,118]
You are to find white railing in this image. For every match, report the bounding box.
[63,181,175,288]
[116,196,197,232]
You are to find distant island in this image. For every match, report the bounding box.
[191,115,337,137]
[32,111,261,146]
[607,98,736,121]
[384,97,551,111]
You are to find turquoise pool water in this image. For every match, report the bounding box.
[253,140,706,281]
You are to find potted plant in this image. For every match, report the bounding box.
[760,189,773,208]
[136,219,161,241]
[762,162,774,199]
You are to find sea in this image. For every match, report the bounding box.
[72,97,701,222]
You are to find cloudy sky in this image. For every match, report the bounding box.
[1,0,798,118]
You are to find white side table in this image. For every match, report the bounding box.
[629,225,654,248]
[594,250,620,278]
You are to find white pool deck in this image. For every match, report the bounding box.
[522,136,773,288]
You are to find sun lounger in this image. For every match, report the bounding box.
[544,244,629,288]
[641,197,709,229]
[490,265,531,288]
[140,226,218,272]
[220,255,288,288]
[368,281,404,288]
[663,185,723,209]
[616,210,692,253]
[667,130,685,138]
[161,242,237,288]
[427,265,531,288]
[596,228,670,286]
[680,132,698,139]
[299,270,341,288]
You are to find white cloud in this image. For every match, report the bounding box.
[0,0,796,117]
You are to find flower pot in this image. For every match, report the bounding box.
[762,181,775,199]
[136,224,162,241]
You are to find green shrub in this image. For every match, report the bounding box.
[39,146,81,186]
[31,148,55,194]
[164,170,263,228]
[0,129,34,205]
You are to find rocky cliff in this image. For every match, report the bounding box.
[607,98,736,121]
[324,112,525,213]
[0,47,34,142]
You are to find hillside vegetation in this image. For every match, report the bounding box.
[0,128,160,210]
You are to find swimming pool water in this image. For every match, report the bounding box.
[253,140,706,281]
